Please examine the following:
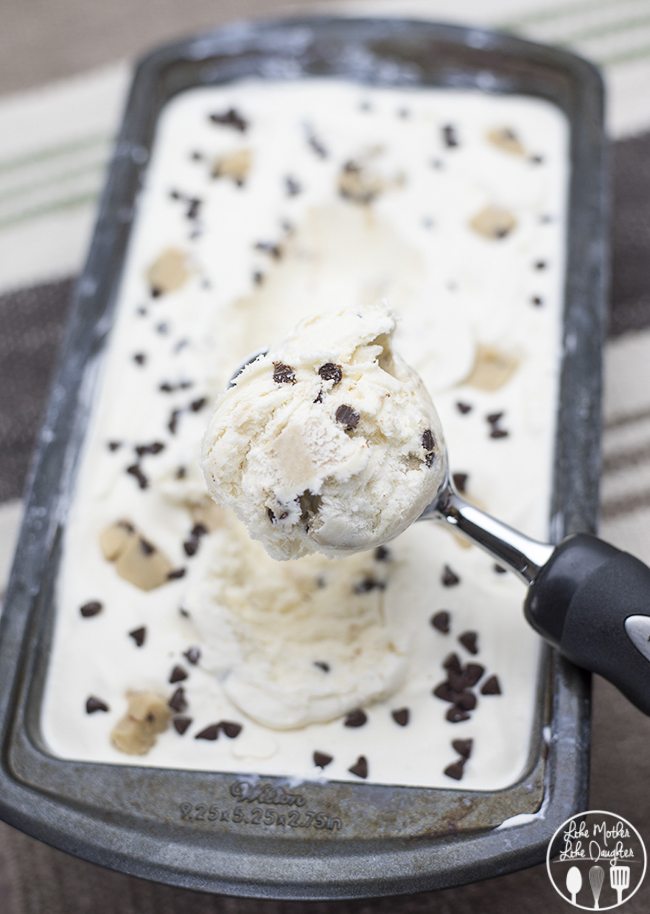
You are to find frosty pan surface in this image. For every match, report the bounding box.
[0,16,606,900]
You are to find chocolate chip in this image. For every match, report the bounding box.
[446,706,470,723]
[252,270,265,286]
[313,661,330,673]
[444,759,465,780]
[374,545,391,562]
[433,683,459,703]
[107,440,122,451]
[86,696,109,714]
[456,691,477,711]
[391,708,410,727]
[80,601,103,618]
[273,362,296,384]
[194,723,219,740]
[139,538,155,556]
[168,409,181,435]
[534,259,547,270]
[219,720,242,739]
[318,363,343,385]
[442,124,459,148]
[191,523,208,539]
[209,108,248,132]
[183,539,199,557]
[459,631,479,655]
[348,756,368,779]
[307,132,328,159]
[463,663,485,687]
[452,472,468,494]
[173,716,192,735]
[481,675,502,695]
[443,652,462,674]
[344,709,367,728]
[452,738,473,759]
[285,175,302,196]
[313,751,333,769]
[313,389,324,404]
[183,646,201,665]
[175,466,187,480]
[129,626,146,647]
[490,427,510,439]
[126,464,148,490]
[494,563,507,574]
[167,568,187,580]
[422,428,434,451]
[135,441,165,457]
[267,507,276,524]
[425,451,435,468]
[456,401,473,415]
[168,687,187,713]
[486,411,504,425]
[431,610,450,634]
[353,576,386,594]
[179,607,190,618]
[441,564,460,587]
[531,295,544,307]
[169,665,188,684]
[254,240,283,260]
[186,198,201,221]
[335,404,360,431]
[189,397,207,413]
[133,352,146,366]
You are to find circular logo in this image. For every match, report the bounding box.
[546,810,646,909]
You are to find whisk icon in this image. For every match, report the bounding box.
[588,865,605,909]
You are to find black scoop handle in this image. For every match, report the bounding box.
[524,534,650,714]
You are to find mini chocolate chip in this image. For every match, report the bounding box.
[531,295,544,306]
[168,687,187,713]
[285,175,302,196]
[422,428,434,451]
[254,240,283,260]
[459,631,479,655]
[433,683,459,704]
[534,259,547,270]
[267,507,277,524]
[374,545,391,562]
[463,663,485,687]
[446,706,470,723]
[344,709,367,728]
[441,564,460,587]
[129,626,146,647]
[126,464,148,490]
[191,523,208,539]
[494,563,507,574]
[139,538,155,556]
[252,270,265,286]
[443,652,462,674]
[183,646,201,665]
[183,539,199,557]
[135,441,165,457]
[189,397,207,413]
[318,363,343,385]
[186,198,201,221]
[490,427,510,439]
[313,389,324,404]
[133,352,146,366]
[273,362,296,384]
[481,675,502,695]
[452,738,473,759]
[335,404,360,431]
[195,723,219,740]
[107,440,122,451]
[444,759,466,780]
[169,665,188,684]
[209,108,248,132]
[486,411,504,425]
[173,716,192,735]
[80,601,103,618]
[86,696,109,714]
[179,607,190,618]
[167,568,187,580]
[451,473,468,494]
[307,132,328,159]
[391,708,410,727]
[313,751,333,769]
[353,576,386,594]
[313,661,330,673]
[348,755,368,779]
[456,691,477,711]
[456,401,473,415]
[219,720,243,739]
[168,410,181,435]
[175,466,187,480]
[442,124,459,148]
[431,610,451,634]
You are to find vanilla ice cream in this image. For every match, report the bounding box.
[202,307,446,559]
[41,78,568,790]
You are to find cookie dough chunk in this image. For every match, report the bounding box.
[464,344,520,392]
[99,520,173,590]
[146,247,190,296]
[469,205,517,240]
[486,127,525,157]
[111,691,172,755]
[211,147,252,186]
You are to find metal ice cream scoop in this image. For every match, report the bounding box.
[228,350,650,716]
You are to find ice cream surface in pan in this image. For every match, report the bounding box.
[42,78,568,789]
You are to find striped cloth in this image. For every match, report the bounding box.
[1,1,650,912]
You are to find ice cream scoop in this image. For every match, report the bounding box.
[202,307,446,559]
[211,312,650,719]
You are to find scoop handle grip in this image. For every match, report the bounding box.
[524,534,650,714]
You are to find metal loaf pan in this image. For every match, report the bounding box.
[0,16,607,900]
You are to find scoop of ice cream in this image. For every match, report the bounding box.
[201,307,446,559]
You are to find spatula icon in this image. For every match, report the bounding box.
[610,859,631,904]
[566,866,582,905]
[589,865,605,909]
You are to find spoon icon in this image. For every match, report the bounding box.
[566,866,583,905]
